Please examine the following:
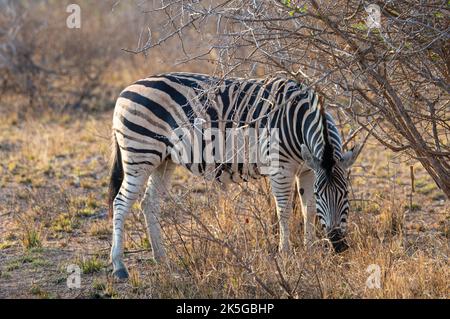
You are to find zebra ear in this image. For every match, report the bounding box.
[301,144,320,171]
[341,144,361,169]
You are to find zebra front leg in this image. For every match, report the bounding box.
[270,171,296,254]
[111,170,149,279]
[297,170,316,247]
[141,161,175,263]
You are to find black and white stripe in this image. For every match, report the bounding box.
[108,72,359,279]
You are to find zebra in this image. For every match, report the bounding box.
[108,72,360,279]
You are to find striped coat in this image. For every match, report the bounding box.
[109,72,360,279]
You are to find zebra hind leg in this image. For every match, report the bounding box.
[140,160,175,263]
[111,164,152,280]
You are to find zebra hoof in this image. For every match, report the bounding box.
[113,268,129,280]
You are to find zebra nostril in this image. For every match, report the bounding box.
[332,238,349,253]
[328,229,349,253]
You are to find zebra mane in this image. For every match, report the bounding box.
[318,97,336,176]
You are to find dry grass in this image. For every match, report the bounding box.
[0,108,448,299]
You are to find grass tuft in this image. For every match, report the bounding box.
[76,256,105,274]
[21,227,42,250]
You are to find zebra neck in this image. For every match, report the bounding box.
[295,93,342,163]
[306,108,344,164]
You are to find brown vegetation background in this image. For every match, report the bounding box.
[0,0,448,298]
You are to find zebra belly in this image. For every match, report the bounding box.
[167,121,273,184]
[174,161,264,185]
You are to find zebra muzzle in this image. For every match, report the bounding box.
[328,229,349,253]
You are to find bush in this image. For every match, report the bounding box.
[0,1,129,111]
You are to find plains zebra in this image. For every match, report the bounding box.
[108,72,360,279]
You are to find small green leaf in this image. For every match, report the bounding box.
[298,4,307,13]
[351,22,368,31]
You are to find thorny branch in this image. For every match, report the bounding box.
[129,0,449,198]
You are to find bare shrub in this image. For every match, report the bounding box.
[117,175,449,298]
[129,0,449,198]
[0,1,128,111]
[99,0,450,297]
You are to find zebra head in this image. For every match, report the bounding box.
[300,143,360,253]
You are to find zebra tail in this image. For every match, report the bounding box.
[108,135,123,219]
